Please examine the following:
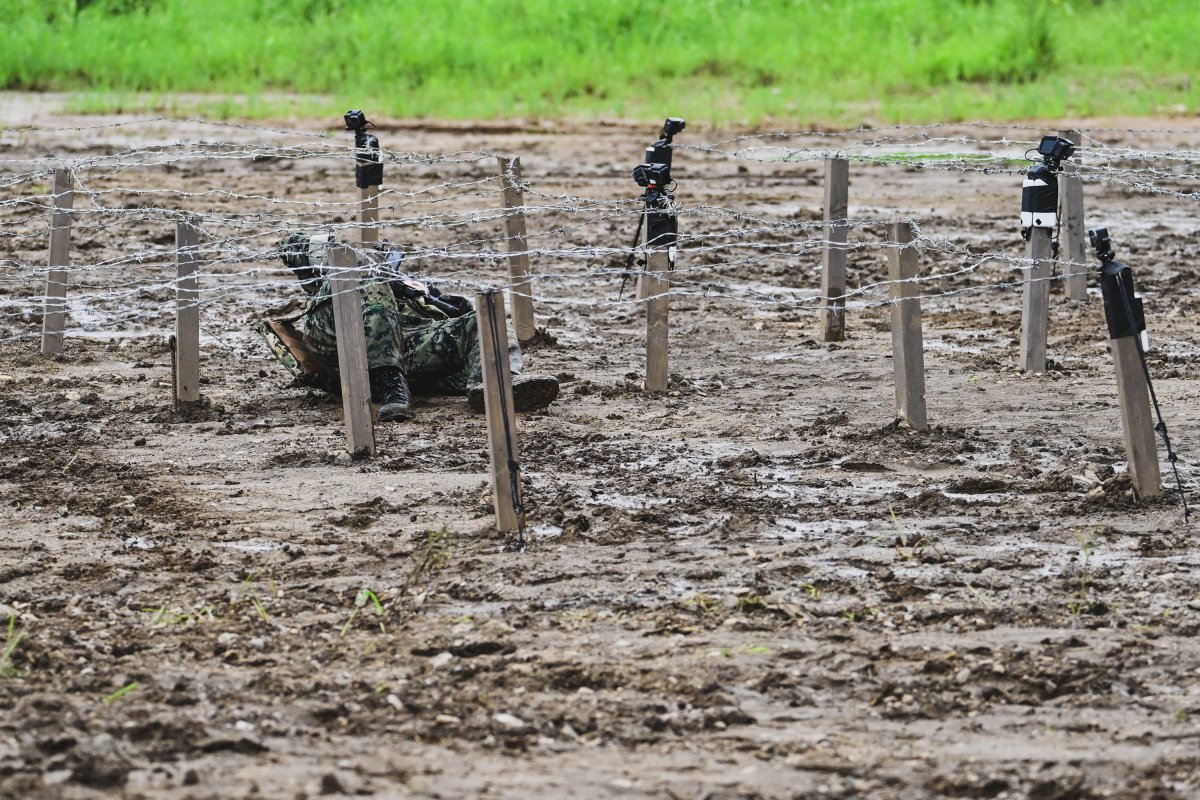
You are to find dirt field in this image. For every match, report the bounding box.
[2,96,1199,799]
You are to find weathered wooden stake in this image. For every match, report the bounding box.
[820,157,850,342]
[41,168,74,355]
[1059,129,1087,301]
[888,222,927,431]
[360,185,380,245]
[174,219,201,406]
[497,156,537,344]
[644,249,670,393]
[1019,227,1053,372]
[475,290,524,533]
[1111,338,1162,498]
[328,244,376,458]
[634,207,651,301]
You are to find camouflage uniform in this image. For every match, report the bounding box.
[262,233,520,395]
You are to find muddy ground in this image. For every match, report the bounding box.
[1,97,1200,799]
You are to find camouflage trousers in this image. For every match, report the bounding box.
[301,280,521,394]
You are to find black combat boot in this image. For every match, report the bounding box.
[467,374,559,413]
[369,366,412,422]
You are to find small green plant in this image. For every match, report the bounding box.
[241,553,282,622]
[800,582,821,600]
[1,614,26,679]
[716,644,771,658]
[340,588,386,637]
[250,596,271,622]
[685,592,720,614]
[962,582,992,609]
[1067,527,1098,618]
[103,681,137,704]
[737,594,767,614]
[406,527,452,590]
[886,506,947,562]
[143,604,214,627]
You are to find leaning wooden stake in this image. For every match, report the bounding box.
[328,244,376,458]
[1059,129,1087,301]
[360,185,380,245]
[41,168,74,355]
[174,218,201,406]
[1019,227,1053,372]
[887,222,927,431]
[497,156,537,344]
[644,249,670,393]
[820,157,850,342]
[1111,337,1162,498]
[476,290,525,533]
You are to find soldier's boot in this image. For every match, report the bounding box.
[369,366,413,422]
[467,374,559,414]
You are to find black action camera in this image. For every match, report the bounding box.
[632,163,671,189]
[344,109,383,188]
[1088,227,1114,262]
[1036,135,1076,170]
[630,117,685,250]
[634,117,687,187]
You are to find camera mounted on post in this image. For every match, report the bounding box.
[1088,226,1145,340]
[1020,133,1076,239]
[634,117,686,189]
[1036,135,1076,172]
[1088,226,1115,265]
[345,109,383,188]
[618,118,685,298]
[631,117,686,247]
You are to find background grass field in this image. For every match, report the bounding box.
[1,0,1197,124]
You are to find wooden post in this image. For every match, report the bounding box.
[1019,227,1053,372]
[328,244,376,458]
[644,249,669,393]
[475,290,524,533]
[634,207,651,301]
[41,168,74,355]
[497,156,537,344]
[360,186,380,245]
[174,219,201,406]
[888,222,927,431]
[1110,338,1162,498]
[820,157,850,342]
[1059,129,1087,301]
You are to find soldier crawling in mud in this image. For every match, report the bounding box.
[259,232,558,421]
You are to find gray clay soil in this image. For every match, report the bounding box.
[1,97,1199,799]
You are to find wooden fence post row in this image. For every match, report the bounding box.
[887,222,928,431]
[820,156,850,343]
[644,246,670,393]
[328,244,376,458]
[360,185,380,245]
[497,156,537,345]
[1111,336,1162,499]
[1059,129,1088,302]
[174,218,201,406]
[41,168,74,355]
[1019,226,1053,373]
[475,290,525,534]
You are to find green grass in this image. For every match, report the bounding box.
[1,614,26,679]
[2,0,1199,124]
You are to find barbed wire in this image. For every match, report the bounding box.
[3,119,1200,346]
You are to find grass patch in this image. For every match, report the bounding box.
[340,588,386,637]
[1,614,26,679]
[2,1,1199,124]
[407,526,452,591]
[102,681,138,704]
